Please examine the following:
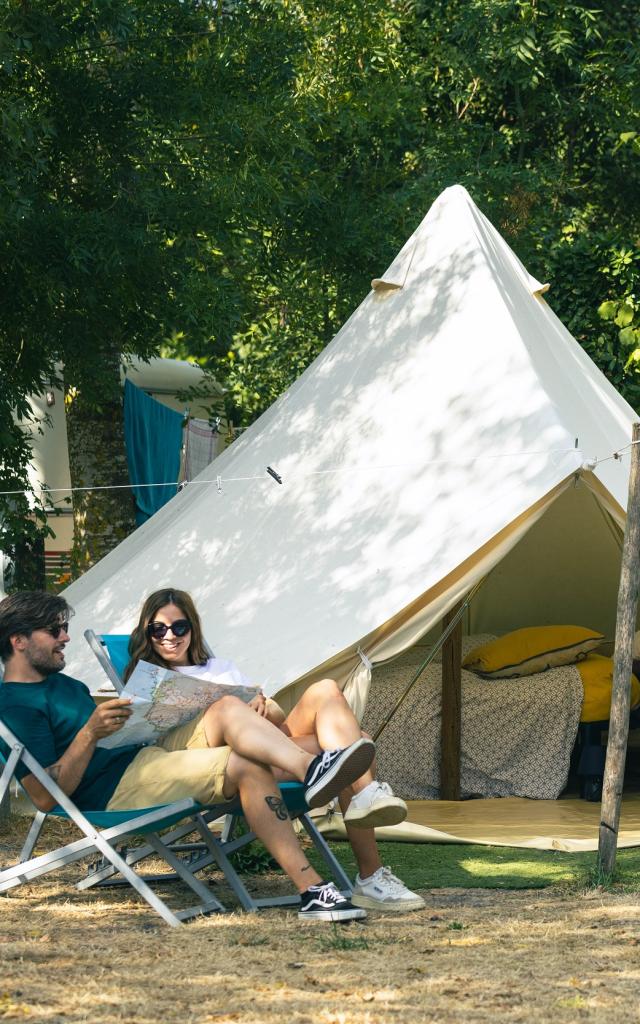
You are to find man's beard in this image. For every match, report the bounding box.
[24,638,65,677]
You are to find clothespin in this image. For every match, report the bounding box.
[266,466,283,485]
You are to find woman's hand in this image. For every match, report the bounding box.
[248,693,268,717]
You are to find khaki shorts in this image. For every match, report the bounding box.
[106,711,233,811]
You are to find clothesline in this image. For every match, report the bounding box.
[1,438,638,501]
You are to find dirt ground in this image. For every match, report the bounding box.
[1,817,639,1024]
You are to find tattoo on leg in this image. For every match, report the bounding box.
[265,795,289,821]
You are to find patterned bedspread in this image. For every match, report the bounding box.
[361,641,584,800]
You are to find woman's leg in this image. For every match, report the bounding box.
[272,732,382,880]
[202,695,313,781]
[338,786,382,878]
[201,694,375,812]
[282,679,374,794]
[282,679,407,830]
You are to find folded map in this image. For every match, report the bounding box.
[97,659,260,749]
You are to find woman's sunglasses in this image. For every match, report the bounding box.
[147,619,192,640]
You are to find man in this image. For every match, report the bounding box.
[0,590,377,922]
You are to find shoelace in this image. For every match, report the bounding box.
[353,780,392,807]
[376,867,406,892]
[313,884,342,906]
[318,750,335,771]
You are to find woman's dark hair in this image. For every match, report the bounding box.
[0,591,73,661]
[124,588,208,682]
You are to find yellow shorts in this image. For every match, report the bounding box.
[106,711,233,810]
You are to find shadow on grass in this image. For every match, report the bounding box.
[311,840,640,892]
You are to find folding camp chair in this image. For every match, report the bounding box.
[81,630,352,909]
[0,715,234,926]
[1,712,351,926]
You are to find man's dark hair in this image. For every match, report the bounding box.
[0,591,73,661]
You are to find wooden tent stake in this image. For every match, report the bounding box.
[598,422,640,876]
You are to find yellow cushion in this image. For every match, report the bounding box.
[463,626,605,679]
[578,653,640,723]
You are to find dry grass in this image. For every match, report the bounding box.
[1,815,639,1024]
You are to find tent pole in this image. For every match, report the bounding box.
[598,422,640,876]
[372,579,484,745]
[441,602,463,800]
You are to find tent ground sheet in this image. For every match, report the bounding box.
[314,794,640,852]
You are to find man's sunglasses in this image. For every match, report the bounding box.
[147,619,192,640]
[44,622,69,638]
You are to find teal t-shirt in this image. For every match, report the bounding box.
[0,673,141,810]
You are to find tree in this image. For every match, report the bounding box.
[2,1,639,584]
[168,0,640,422]
[0,0,229,573]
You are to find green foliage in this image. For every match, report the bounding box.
[185,0,640,422]
[317,923,370,951]
[228,821,279,874]
[2,0,640,565]
[0,0,228,561]
[587,862,616,891]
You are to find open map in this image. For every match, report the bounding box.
[97,660,260,749]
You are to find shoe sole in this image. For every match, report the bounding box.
[305,738,375,809]
[298,907,367,921]
[350,893,426,913]
[343,801,408,830]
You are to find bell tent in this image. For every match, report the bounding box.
[63,184,636,719]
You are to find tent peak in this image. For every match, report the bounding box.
[372,183,549,297]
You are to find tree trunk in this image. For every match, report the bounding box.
[66,355,136,576]
[5,534,45,592]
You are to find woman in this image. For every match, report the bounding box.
[126,588,425,914]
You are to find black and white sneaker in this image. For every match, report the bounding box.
[304,738,375,809]
[298,882,367,921]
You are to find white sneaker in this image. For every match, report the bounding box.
[343,781,408,829]
[351,866,426,913]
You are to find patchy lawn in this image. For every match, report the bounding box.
[1,815,639,1023]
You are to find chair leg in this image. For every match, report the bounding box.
[79,816,217,887]
[298,813,352,894]
[190,816,258,911]
[19,811,47,862]
[143,831,227,918]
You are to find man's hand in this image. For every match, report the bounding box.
[248,693,268,717]
[83,698,133,740]
[21,697,134,813]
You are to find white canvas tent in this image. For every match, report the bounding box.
[63,185,637,719]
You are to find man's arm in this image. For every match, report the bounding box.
[21,698,133,812]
